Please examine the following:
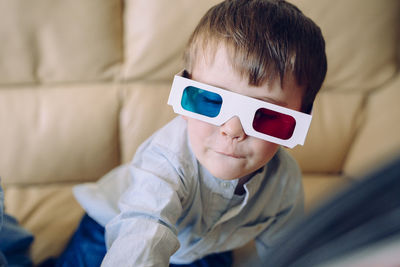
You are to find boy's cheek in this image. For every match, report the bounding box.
[252,138,280,156]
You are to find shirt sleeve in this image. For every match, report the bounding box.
[101,144,191,267]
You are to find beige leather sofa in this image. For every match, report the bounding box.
[1,0,399,265]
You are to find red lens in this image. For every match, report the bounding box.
[252,108,296,140]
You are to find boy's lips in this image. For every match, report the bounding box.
[213,149,245,159]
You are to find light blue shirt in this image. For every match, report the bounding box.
[74,116,304,266]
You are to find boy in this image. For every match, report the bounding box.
[56,0,327,266]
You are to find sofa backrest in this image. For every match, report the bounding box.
[287,0,400,177]
[0,0,399,185]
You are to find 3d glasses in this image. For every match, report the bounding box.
[168,74,312,148]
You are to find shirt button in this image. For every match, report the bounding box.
[222,182,229,188]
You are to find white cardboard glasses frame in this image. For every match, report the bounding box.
[168,74,312,148]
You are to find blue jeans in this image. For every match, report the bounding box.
[48,214,232,267]
[1,183,34,267]
[0,213,34,267]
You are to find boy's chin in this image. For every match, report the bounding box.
[206,165,249,181]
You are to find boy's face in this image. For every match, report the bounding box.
[184,45,303,180]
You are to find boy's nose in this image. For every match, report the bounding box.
[219,116,246,141]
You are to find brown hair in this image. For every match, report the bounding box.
[183,0,327,113]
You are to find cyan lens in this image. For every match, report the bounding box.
[181,86,222,118]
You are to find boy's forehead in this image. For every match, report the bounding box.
[191,42,303,94]
[190,41,225,68]
[194,41,288,75]
[189,45,304,111]
[190,42,247,81]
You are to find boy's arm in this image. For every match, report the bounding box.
[101,161,187,267]
[103,213,180,267]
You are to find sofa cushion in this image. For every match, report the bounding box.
[121,0,223,81]
[0,84,120,185]
[288,91,365,174]
[0,0,122,84]
[302,174,352,212]
[344,74,400,177]
[119,82,177,163]
[290,0,400,92]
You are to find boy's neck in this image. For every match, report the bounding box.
[234,167,265,195]
[234,176,250,195]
